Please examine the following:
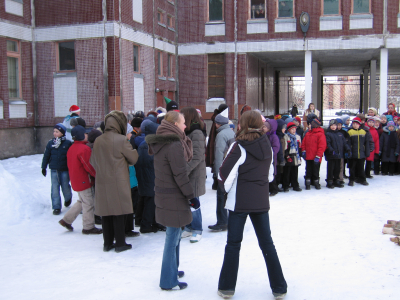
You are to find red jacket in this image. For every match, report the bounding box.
[67,141,96,192]
[301,127,327,162]
[366,126,379,161]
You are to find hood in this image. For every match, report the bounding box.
[382,126,396,134]
[146,134,180,155]
[276,119,286,137]
[216,123,231,133]
[311,127,325,134]
[237,134,271,161]
[265,119,277,136]
[105,111,127,135]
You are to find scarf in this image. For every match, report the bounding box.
[287,132,300,162]
[52,136,66,148]
[157,119,193,162]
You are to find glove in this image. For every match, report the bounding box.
[42,169,47,177]
[301,152,306,159]
[314,157,320,164]
[286,156,293,163]
[189,198,200,211]
[332,151,336,156]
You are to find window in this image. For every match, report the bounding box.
[158,52,163,76]
[208,54,225,99]
[133,45,140,73]
[278,0,294,18]
[58,42,75,71]
[209,0,223,21]
[352,0,370,14]
[168,54,173,77]
[323,0,340,15]
[7,40,21,99]
[167,15,175,28]
[157,10,164,24]
[249,0,266,19]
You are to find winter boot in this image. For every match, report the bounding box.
[212,177,218,190]
[334,180,344,188]
[326,180,334,189]
[314,179,321,190]
[305,179,311,190]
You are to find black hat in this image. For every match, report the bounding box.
[329,119,337,127]
[134,111,145,119]
[71,125,86,141]
[87,129,102,143]
[166,100,179,112]
[131,117,143,128]
[54,123,66,136]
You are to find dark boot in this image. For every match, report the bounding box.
[212,177,218,190]
[334,180,344,188]
[305,179,311,190]
[326,180,334,189]
[314,179,321,190]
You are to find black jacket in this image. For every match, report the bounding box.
[135,141,155,197]
[325,129,351,160]
[41,138,72,171]
[379,127,400,163]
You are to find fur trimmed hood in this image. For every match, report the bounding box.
[146,133,180,155]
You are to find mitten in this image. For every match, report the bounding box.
[286,156,293,163]
[314,156,320,164]
[189,198,200,210]
[42,169,47,177]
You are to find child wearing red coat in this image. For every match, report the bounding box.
[365,117,379,178]
[301,118,327,190]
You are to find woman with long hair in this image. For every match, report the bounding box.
[217,110,287,299]
[302,103,320,128]
[180,107,207,243]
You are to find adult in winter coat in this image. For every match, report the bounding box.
[59,126,102,235]
[365,118,379,178]
[90,111,139,253]
[301,118,327,190]
[379,121,400,175]
[180,107,207,243]
[302,103,320,128]
[290,104,298,117]
[217,110,287,299]
[146,111,195,291]
[41,123,72,215]
[383,103,398,117]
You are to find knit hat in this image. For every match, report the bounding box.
[131,117,143,128]
[373,116,381,122]
[335,118,343,124]
[87,129,102,143]
[285,117,294,124]
[274,114,282,120]
[341,115,350,123]
[352,117,362,125]
[71,125,86,141]
[196,109,202,117]
[127,123,133,134]
[54,123,66,136]
[215,108,229,125]
[287,122,297,131]
[294,116,302,124]
[311,118,322,128]
[366,117,375,124]
[134,111,145,119]
[329,119,337,126]
[386,115,393,122]
[69,105,80,113]
[156,106,167,115]
[307,113,317,125]
[166,100,179,112]
[387,121,396,127]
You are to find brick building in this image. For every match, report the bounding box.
[2,0,400,158]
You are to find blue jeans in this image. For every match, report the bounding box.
[184,197,203,234]
[51,170,72,210]
[160,227,182,289]
[216,185,228,225]
[218,211,287,294]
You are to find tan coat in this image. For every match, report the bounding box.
[90,111,138,216]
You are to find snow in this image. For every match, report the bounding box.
[1,154,400,300]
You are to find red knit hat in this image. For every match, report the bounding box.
[287,122,297,131]
[352,117,362,124]
[69,105,80,113]
[294,116,302,123]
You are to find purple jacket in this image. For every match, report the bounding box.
[265,119,280,176]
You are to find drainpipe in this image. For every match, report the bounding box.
[153,0,156,109]
[175,0,179,103]
[234,0,238,121]
[119,0,123,111]
[31,0,37,127]
[103,0,109,115]
[383,0,388,45]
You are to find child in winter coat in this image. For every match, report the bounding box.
[41,123,73,215]
[301,118,327,190]
[282,122,302,192]
[274,119,287,192]
[341,115,351,131]
[365,117,380,178]
[336,118,350,183]
[379,121,400,175]
[347,117,371,186]
[324,119,351,188]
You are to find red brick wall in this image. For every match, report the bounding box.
[107,0,119,21]
[35,0,102,27]
[121,0,154,33]
[121,39,135,113]
[387,0,400,34]
[0,0,31,25]
[107,37,121,111]
[142,46,156,112]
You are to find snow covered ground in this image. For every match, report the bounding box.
[1,154,399,300]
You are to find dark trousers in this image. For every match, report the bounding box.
[282,165,299,188]
[135,196,145,226]
[365,160,372,177]
[216,185,228,225]
[141,196,156,229]
[373,158,380,175]
[218,211,287,294]
[327,159,341,181]
[349,159,366,181]
[305,160,320,181]
[126,187,139,232]
[102,215,127,247]
[269,166,283,193]
[381,162,395,174]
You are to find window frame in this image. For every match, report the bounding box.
[133,44,140,74]
[207,54,225,99]
[248,0,267,20]
[167,54,174,78]
[167,14,175,29]
[6,39,22,99]
[321,0,341,16]
[207,0,224,22]
[351,0,371,15]
[276,0,295,19]
[157,9,164,25]
[57,41,76,73]
[157,51,163,77]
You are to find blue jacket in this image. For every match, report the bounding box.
[129,165,138,188]
[325,128,351,160]
[135,141,155,197]
[41,138,72,171]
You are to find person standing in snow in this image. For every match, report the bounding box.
[217,110,287,300]
[146,111,196,291]
[208,108,235,231]
[364,117,379,178]
[62,105,86,142]
[379,121,400,176]
[180,107,207,243]
[90,111,139,253]
[58,125,102,235]
[41,123,72,215]
[282,122,302,192]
